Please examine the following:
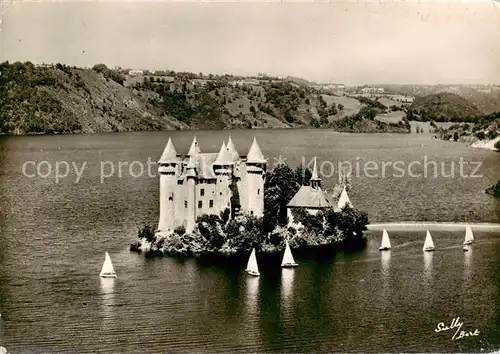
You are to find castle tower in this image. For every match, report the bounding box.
[213,142,234,216]
[310,157,321,189]
[185,155,197,234]
[157,138,178,233]
[246,137,266,217]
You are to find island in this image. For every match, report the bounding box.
[130,137,369,258]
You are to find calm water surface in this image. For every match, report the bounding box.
[0,130,499,352]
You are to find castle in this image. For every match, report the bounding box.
[156,136,267,235]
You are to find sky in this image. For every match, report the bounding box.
[0,0,499,85]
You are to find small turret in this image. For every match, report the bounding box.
[337,186,352,210]
[185,155,197,177]
[188,136,201,156]
[310,157,321,189]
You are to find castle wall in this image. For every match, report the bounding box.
[195,180,218,217]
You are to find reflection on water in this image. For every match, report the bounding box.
[99,278,116,331]
[280,268,295,317]
[379,251,391,312]
[380,251,391,278]
[423,252,434,287]
[245,275,260,319]
[464,247,472,279]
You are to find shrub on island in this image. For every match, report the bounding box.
[486,181,500,199]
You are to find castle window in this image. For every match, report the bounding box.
[250,211,254,215]
[220,192,222,196]
[198,201,203,209]
[209,200,214,208]
[184,201,187,208]
[257,189,260,195]
[200,189,205,197]
[169,193,174,201]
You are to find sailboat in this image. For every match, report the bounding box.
[423,230,435,252]
[379,229,391,251]
[246,248,260,276]
[281,241,298,268]
[99,252,117,278]
[463,225,474,245]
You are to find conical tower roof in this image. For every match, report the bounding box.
[310,157,320,181]
[214,142,234,165]
[246,137,266,164]
[158,138,178,164]
[337,186,352,210]
[188,136,201,156]
[226,136,240,161]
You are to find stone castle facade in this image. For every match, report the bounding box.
[157,136,267,235]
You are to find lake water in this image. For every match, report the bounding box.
[0,130,499,352]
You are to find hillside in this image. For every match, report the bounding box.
[0,62,410,135]
[433,111,500,149]
[406,92,484,122]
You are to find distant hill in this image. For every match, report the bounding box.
[0,61,409,135]
[434,86,500,115]
[407,92,484,122]
[381,84,500,115]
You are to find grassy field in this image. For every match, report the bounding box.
[321,95,363,118]
[375,111,406,124]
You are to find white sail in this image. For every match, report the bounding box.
[464,226,474,245]
[380,229,391,249]
[281,241,297,266]
[100,252,116,277]
[423,231,435,251]
[246,248,259,275]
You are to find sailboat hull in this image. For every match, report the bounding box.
[246,270,260,276]
[463,240,473,245]
[423,247,435,252]
[378,247,391,251]
[281,263,298,268]
[99,273,117,278]
[463,247,469,252]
